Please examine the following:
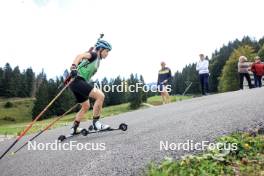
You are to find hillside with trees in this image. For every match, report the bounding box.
[1,36,264,120]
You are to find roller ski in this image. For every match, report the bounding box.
[57,121,128,142]
[88,122,128,134]
[57,127,89,142]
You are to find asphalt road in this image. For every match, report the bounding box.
[0,88,264,176]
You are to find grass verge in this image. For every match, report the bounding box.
[147,129,264,176]
[0,95,192,136]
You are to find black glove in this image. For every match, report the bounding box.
[70,64,78,78]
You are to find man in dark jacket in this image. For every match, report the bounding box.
[157,61,172,104]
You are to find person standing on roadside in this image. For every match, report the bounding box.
[238,56,253,89]
[196,54,210,95]
[251,56,264,88]
[157,61,172,104]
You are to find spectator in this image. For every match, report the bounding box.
[251,56,264,88]
[157,61,172,104]
[196,54,209,95]
[238,56,253,89]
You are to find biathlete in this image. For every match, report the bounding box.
[69,40,112,135]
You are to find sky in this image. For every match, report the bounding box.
[0,0,263,83]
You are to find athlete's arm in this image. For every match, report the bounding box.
[72,52,92,65]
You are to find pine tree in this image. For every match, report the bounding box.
[122,78,129,103]
[32,75,49,120]
[33,70,46,97]
[139,75,147,102]
[0,67,4,96]
[257,44,264,59]
[171,71,184,94]
[18,71,28,97]
[32,74,76,120]
[182,64,200,94]
[46,79,59,117]
[11,66,21,97]
[25,68,35,97]
[108,76,124,105]
[50,77,75,116]
[259,37,264,48]
[128,74,142,109]
[209,40,241,92]
[100,77,110,106]
[3,63,14,97]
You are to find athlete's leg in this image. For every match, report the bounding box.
[71,100,90,134]
[89,88,105,117]
[89,88,109,130]
[75,100,90,122]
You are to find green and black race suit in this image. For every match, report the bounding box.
[77,52,100,81]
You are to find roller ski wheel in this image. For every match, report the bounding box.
[58,135,66,142]
[119,123,128,131]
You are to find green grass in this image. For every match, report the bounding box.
[147,95,192,106]
[0,98,34,124]
[146,131,264,176]
[0,98,34,135]
[0,102,132,135]
[0,95,191,136]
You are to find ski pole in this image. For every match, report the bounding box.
[0,78,74,160]
[12,103,79,154]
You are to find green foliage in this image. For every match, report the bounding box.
[100,77,111,106]
[171,71,184,94]
[0,94,191,135]
[209,36,259,92]
[218,45,255,92]
[2,63,14,97]
[4,101,14,108]
[259,37,264,48]
[0,100,131,135]
[0,98,34,133]
[257,44,264,59]
[0,63,35,98]
[182,63,200,94]
[147,132,264,176]
[107,76,127,105]
[128,74,143,109]
[170,64,200,95]
[217,132,264,160]
[0,68,3,95]
[99,76,130,107]
[50,78,75,116]
[25,68,35,97]
[10,66,21,97]
[32,77,49,120]
[2,116,16,122]
[30,72,147,120]
[147,95,192,106]
[32,76,75,120]
[140,75,148,102]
